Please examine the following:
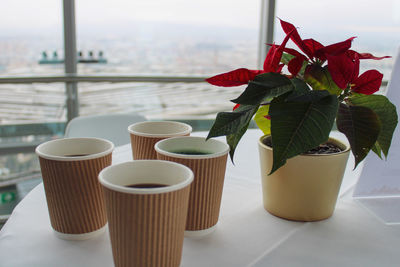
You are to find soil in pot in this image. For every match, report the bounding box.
[262,136,343,155]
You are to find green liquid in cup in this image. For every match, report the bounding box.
[126,183,167,188]
[63,154,90,157]
[171,149,212,155]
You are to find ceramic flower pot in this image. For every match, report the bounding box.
[258,135,350,221]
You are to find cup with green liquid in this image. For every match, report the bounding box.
[155,136,229,237]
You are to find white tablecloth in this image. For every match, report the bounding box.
[0,130,399,267]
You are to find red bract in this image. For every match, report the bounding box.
[279,19,356,63]
[279,19,359,79]
[327,52,359,89]
[280,19,313,59]
[315,37,356,60]
[328,52,384,94]
[288,56,305,77]
[303,39,324,62]
[205,68,264,87]
[278,18,389,94]
[353,51,391,60]
[281,47,308,76]
[263,29,293,73]
[263,44,285,73]
[352,70,384,95]
[327,49,388,94]
[263,44,308,77]
[207,19,390,97]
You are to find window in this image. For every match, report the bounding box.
[75,0,261,75]
[0,0,63,76]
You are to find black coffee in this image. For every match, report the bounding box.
[64,154,90,157]
[126,183,168,188]
[171,149,212,155]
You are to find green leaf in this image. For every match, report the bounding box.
[226,121,252,162]
[254,105,271,135]
[371,142,383,159]
[348,94,398,158]
[292,89,330,102]
[280,53,295,65]
[269,90,339,174]
[336,103,381,168]
[231,73,294,105]
[304,65,342,96]
[207,104,258,161]
[207,104,256,139]
[298,60,308,77]
[287,78,311,101]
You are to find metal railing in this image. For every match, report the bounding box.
[0,75,207,84]
[0,75,209,154]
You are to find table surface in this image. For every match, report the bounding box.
[0,130,399,267]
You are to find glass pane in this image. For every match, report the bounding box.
[0,0,63,76]
[75,0,260,75]
[275,0,398,80]
[78,81,246,119]
[0,82,66,181]
[0,83,66,124]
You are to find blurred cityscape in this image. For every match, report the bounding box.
[0,21,396,182]
[0,22,395,123]
[0,22,260,124]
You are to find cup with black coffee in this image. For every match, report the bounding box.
[99,160,193,267]
[35,137,114,240]
[128,121,192,160]
[155,136,229,237]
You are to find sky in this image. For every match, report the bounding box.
[1,0,399,33]
[0,0,399,54]
[275,0,400,42]
[0,0,260,33]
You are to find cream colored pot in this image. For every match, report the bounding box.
[258,135,350,221]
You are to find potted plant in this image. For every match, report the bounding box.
[206,19,398,221]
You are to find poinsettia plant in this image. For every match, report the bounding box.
[206,19,398,174]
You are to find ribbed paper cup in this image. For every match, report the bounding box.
[99,160,193,267]
[128,121,192,160]
[35,137,114,240]
[155,136,229,237]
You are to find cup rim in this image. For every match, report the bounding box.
[154,136,230,159]
[98,160,194,195]
[35,137,114,161]
[127,121,192,137]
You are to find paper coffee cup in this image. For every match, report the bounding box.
[128,121,192,160]
[36,137,114,240]
[99,160,193,267]
[155,136,229,236]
